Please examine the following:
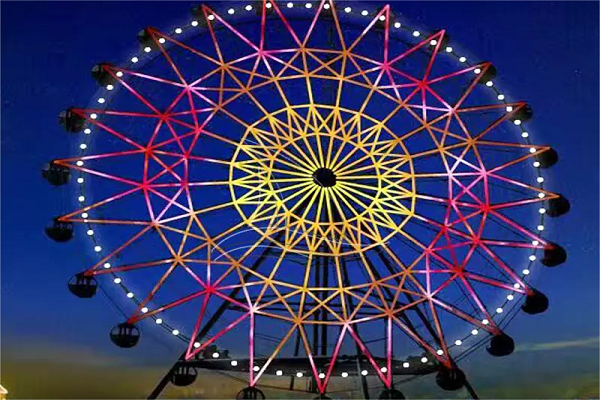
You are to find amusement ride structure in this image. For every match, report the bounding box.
[43,1,570,398]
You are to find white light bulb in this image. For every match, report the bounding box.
[78,195,85,202]
[213,352,220,359]
[413,31,420,37]
[538,193,545,198]
[76,160,84,166]
[191,20,199,26]
[471,329,479,335]
[486,81,493,87]
[436,349,444,355]
[90,113,98,119]
[144,46,151,53]
[194,342,201,348]
[172,329,179,335]
[116,71,123,77]
[361,10,368,16]
[127,292,134,298]
[497,94,505,100]
[532,240,540,246]
[537,225,544,231]
[296,372,303,378]
[245,5,253,11]
[421,357,428,363]
[514,119,522,125]
[361,370,368,376]
[507,294,514,301]
[345,6,351,13]
[84,128,91,134]
[141,307,148,313]
[523,269,530,275]
[231,360,238,366]
[446,46,453,53]
[474,68,481,74]
[529,147,537,153]
[533,161,541,168]
[98,97,105,103]
[430,40,438,46]
[537,177,544,183]
[156,318,162,324]
[114,277,122,284]
[287,2,294,8]
[539,208,546,214]
[402,362,409,368]
[175,28,182,34]
[77,177,84,183]
[394,22,401,28]
[379,15,386,21]
[496,308,503,313]
[455,340,462,346]
[131,56,139,63]
[106,84,114,90]
[324,3,330,9]
[81,212,88,218]
[514,283,521,289]
[158,38,166,44]
[319,372,326,379]
[341,372,349,378]
[80,143,87,150]
[459,56,467,62]
[381,366,388,373]
[529,255,537,261]
[506,106,513,112]
[305,3,312,9]
[103,262,111,269]
[482,319,490,325]
[522,132,529,138]
[87,229,94,236]
[208,14,215,20]
[94,245,102,252]
[228,8,235,14]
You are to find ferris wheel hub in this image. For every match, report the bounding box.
[313,167,337,187]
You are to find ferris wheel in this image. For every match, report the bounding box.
[44,1,570,398]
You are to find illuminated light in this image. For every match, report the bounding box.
[77,177,84,183]
[252,365,260,372]
[158,38,166,44]
[86,229,94,236]
[103,262,111,269]
[78,195,85,202]
[402,362,409,368]
[529,255,537,261]
[471,329,479,335]
[344,6,352,13]
[287,2,294,7]
[341,372,349,378]
[514,283,521,289]
[212,352,220,359]
[514,119,522,125]
[537,225,545,231]
[538,193,545,198]
[539,208,546,214]
[276,370,283,376]
[361,10,368,16]
[436,349,444,355]
[175,28,182,34]
[94,245,102,252]
[296,372,304,378]
[529,147,537,153]
[381,366,388,373]
[459,56,467,62]
[506,106,513,112]
[533,161,541,168]
[361,370,368,376]
[421,357,428,363]
[114,277,122,284]
[245,5,253,11]
[90,113,98,119]
[394,22,401,28]
[532,240,540,246]
[208,14,215,20]
[445,46,453,52]
[127,292,134,298]
[81,212,89,218]
[413,30,420,37]
[486,81,493,87]
[430,40,438,46]
[191,20,199,26]
[537,177,544,183]
[231,360,238,366]
[172,329,179,335]
[379,15,386,21]
[156,318,162,324]
[454,340,462,346]
[106,84,114,90]
[193,342,201,348]
[474,68,481,74]
[266,2,273,9]
[522,131,529,138]
[76,160,84,166]
[324,3,330,9]
[496,307,503,314]
[523,269,530,275]
[80,143,87,150]
[507,294,514,301]
[141,307,148,313]
[97,97,105,103]
[305,3,312,9]
[318,372,326,379]
[84,128,91,134]
[116,71,123,77]
[497,94,505,100]
[228,8,235,14]
[482,319,490,325]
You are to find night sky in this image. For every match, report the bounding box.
[1,1,598,399]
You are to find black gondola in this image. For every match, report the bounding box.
[42,161,70,186]
[58,108,86,133]
[541,242,567,267]
[137,28,159,50]
[91,63,116,86]
[45,219,74,242]
[522,289,549,315]
[378,388,406,399]
[537,148,558,168]
[547,195,570,217]
[486,333,514,357]
[110,323,140,348]
[236,386,265,399]
[68,273,98,298]
[435,367,465,391]
[477,63,497,84]
[510,104,533,122]
[170,365,197,386]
